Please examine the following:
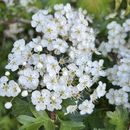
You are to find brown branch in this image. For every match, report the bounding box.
[50,111,56,121]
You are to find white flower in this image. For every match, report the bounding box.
[53,39,68,53]
[55,16,68,37]
[65,105,77,115]
[70,23,87,42]
[54,4,65,17]
[96,81,106,98]
[0,76,10,97]
[43,74,58,90]
[47,92,62,111]
[78,100,94,115]
[31,54,46,68]
[123,19,130,32]
[8,80,21,97]
[85,60,105,77]
[107,21,121,34]
[54,83,70,99]
[12,39,25,53]
[31,89,50,111]
[43,21,58,39]
[79,75,93,88]
[31,10,49,32]
[18,68,39,90]
[41,38,55,51]
[28,37,43,52]
[5,54,21,71]
[5,102,12,109]
[106,89,116,105]
[106,89,128,106]
[46,55,61,76]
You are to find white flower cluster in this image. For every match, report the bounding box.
[99,19,130,56]
[99,19,130,109]
[0,76,21,97]
[107,58,130,92]
[106,88,129,108]
[0,4,106,114]
[106,58,130,108]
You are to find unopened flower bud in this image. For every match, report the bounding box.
[21,90,28,97]
[5,102,12,109]
[5,71,10,76]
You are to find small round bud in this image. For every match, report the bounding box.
[5,71,10,76]
[22,62,27,66]
[36,45,43,52]
[5,102,12,109]
[21,90,28,97]
[37,63,43,69]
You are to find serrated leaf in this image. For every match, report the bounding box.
[18,110,55,130]
[107,107,129,130]
[31,110,55,130]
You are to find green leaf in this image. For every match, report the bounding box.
[19,119,42,130]
[60,120,85,130]
[31,110,55,130]
[106,107,129,130]
[31,108,49,118]
[18,110,55,130]
[17,115,35,125]
[12,98,32,116]
[84,109,106,129]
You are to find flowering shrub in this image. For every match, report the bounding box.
[0,3,107,114]
[1,0,130,130]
